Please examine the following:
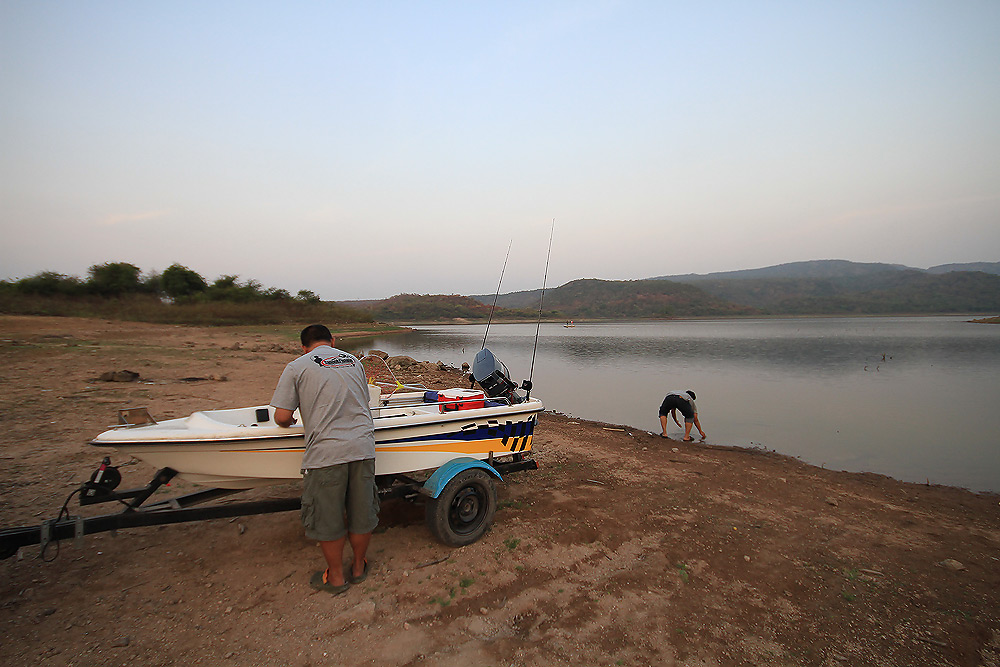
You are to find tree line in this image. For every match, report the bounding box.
[0,263,372,326]
[2,262,322,304]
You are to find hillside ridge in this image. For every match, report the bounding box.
[377,259,1000,320]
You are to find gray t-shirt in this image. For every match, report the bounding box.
[666,390,698,414]
[270,345,375,469]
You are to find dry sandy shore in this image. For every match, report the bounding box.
[1,315,998,667]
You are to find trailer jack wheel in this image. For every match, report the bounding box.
[425,469,497,546]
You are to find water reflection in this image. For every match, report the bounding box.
[349,317,1000,492]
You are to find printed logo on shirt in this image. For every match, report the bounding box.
[312,353,356,368]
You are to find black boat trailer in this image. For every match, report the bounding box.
[0,454,538,561]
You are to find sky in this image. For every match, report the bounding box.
[2,1,999,300]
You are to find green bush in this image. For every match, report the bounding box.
[161,264,208,298]
[12,272,85,297]
[87,262,144,296]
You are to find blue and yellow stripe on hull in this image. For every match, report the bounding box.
[377,417,536,456]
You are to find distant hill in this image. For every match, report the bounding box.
[475,261,1000,319]
[379,260,1000,321]
[529,279,757,319]
[650,259,1000,282]
[470,288,543,310]
[925,261,1000,275]
[341,293,539,322]
[679,269,1000,314]
[389,280,756,320]
[477,259,1000,310]
[355,281,754,321]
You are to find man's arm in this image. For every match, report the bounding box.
[274,408,297,427]
[692,412,705,439]
[271,364,299,427]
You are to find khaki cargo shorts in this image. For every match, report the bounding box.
[301,459,379,542]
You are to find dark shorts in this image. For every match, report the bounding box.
[659,395,695,421]
[301,459,379,541]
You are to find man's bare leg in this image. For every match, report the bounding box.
[319,537,347,586]
[348,531,372,578]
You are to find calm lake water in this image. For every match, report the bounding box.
[344,317,1000,494]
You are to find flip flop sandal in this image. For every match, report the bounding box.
[349,559,370,584]
[310,569,350,595]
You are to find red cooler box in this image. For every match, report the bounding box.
[438,388,486,411]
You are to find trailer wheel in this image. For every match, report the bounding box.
[425,468,497,546]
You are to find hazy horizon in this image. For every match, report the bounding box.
[4,256,997,303]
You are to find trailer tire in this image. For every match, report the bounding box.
[425,468,497,546]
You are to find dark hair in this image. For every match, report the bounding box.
[685,390,697,400]
[300,324,333,347]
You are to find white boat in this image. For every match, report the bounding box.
[89,350,543,490]
[90,391,542,489]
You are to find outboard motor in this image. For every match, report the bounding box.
[470,348,523,404]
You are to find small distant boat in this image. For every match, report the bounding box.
[563,320,576,328]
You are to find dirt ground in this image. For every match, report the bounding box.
[1,315,998,667]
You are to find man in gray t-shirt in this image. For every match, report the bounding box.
[271,324,378,595]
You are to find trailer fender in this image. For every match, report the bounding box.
[422,458,503,499]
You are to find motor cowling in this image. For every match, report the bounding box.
[470,348,522,404]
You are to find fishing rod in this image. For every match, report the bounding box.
[524,219,555,399]
[481,239,512,350]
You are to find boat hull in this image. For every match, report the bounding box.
[90,394,543,489]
